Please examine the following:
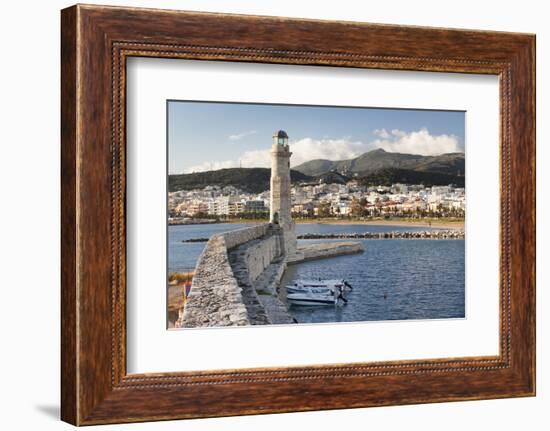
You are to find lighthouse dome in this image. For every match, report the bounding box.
[273,130,289,147]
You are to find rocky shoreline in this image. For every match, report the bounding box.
[181,229,465,243]
[298,230,465,240]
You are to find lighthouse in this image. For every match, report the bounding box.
[270,130,297,259]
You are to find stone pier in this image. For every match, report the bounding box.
[176,224,295,327]
[175,130,363,328]
[290,242,363,264]
[176,223,363,328]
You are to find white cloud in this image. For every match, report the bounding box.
[390,129,407,138]
[183,137,370,173]
[289,138,369,166]
[184,159,240,173]
[373,128,390,139]
[238,149,271,168]
[228,130,257,141]
[184,150,270,173]
[372,128,461,156]
[183,129,462,172]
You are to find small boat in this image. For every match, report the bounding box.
[287,285,348,306]
[293,279,351,288]
[286,279,353,294]
[287,286,333,295]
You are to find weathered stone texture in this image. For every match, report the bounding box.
[270,136,296,259]
[243,235,283,282]
[176,234,252,328]
[254,260,296,324]
[290,242,364,264]
[177,223,296,328]
[176,226,364,328]
[177,224,280,328]
[222,224,270,249]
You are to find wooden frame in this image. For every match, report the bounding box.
[61,4,535,425]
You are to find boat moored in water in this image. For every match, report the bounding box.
[286,279,353,295]
[286,284,348,306]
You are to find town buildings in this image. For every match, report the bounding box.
[168,179,465,222]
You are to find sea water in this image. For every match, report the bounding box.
[168,223,465,323]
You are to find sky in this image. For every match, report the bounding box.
[168,101,465,174]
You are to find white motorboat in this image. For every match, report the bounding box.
[287,285,348,306]
[287,286,332,295]
[286,279,353,294]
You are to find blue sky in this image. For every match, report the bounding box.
[168,101,465,174]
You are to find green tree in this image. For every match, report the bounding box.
[317,201,332,218]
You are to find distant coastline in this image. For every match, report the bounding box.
[302,218,464,230]
[169,217,465,230]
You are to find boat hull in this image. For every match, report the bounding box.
[287,286,333,295]
[287,298,337,306]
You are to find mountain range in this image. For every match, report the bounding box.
[168,149,465,193]
[293,148,464,177]
[169,167,311,194]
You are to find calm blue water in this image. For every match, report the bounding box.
[168,223,252,272]
[168,223,465,323]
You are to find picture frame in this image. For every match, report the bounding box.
[61,4,535,425]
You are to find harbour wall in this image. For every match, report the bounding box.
[176,224,364,328]
[298,230,464,240]
[231,230,283,283]
[291,242,364,264]
[177,224,285,328]
[180,229,464,243]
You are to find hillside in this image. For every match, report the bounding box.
[291,159,336,177]
[411,152,465,175]
[169,149,465,193]
[358,168,465,187]
[313,171,350,185]
[169,168,312,193]
[293,148,464,177]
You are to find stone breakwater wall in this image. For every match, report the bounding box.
[177,224,278,328]
[176,224,366,327]
[222,224,270,248]
[181,230,465,243]
[229,235,294,325]
[240,235,283,283]
[294,242,364,264]
[298,230,465,240]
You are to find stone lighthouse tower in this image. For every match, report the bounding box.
[270,130,297,259]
